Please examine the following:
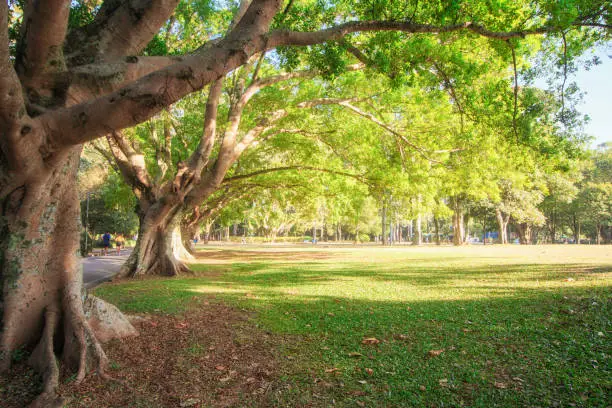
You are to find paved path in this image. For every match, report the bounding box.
[82,249,131,289]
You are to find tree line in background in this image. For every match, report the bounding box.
[83,141,611,248]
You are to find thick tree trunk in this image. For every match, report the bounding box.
[181,222,197,255]
[515,222,532,245]
[550,206,557,243]
[120,204,191,277]
[495,209,509,244]
[572,214,579,244]
[204,222,213,244]
[596,223,602,245]
[452,211,465,246]
[433,216,441,245]
[464,213,471,244]
[381,203,388,246]
[412,216,422,245]
[0,147,130,406]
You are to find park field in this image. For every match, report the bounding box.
[7,244,608,407]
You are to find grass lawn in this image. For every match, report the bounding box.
[92,244,611,407]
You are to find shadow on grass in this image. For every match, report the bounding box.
[192,249,338,262]
[92,252,611,407]
[188,261,610,288]
[95,272,610,408]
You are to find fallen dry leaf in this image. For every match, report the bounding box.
[494,381,508,389]
[362,337,380,345]
[419,385,426,391]
[365,368,374,375]
[428,349,445,357]
[357,380,368,384]
[324,367,340,373]
[180,398,201,407]
[215,365,226,371]
[149,321,158,328]
[439,378,449,387]
[350,390,367,396]
[348,352,363,358]
[175,322,189,329]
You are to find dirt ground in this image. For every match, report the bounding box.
[1,298,283,408]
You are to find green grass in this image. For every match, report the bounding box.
[94,245,611,407]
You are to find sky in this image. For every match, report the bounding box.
[573,46,611,147]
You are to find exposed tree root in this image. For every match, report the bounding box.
[120,223,193,277]
[28,305,62,408]
[22,297,111,407]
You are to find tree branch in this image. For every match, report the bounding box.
[186,80,224,176]
[298,97,441,163]
[66,0,180,62]
[66,56,183,104]
[42,3,607,150]
[268,20,609,48]
[223,165,367,184]
[234,109,288,156]
[107,131,153,195]
[0,2,29,178]
[508,40,520,141]
[43,0,282,149]
[15,0,71,87]
[90,139,119,173]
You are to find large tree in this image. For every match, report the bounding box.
[0,0,608,405]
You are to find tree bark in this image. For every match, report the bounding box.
[0,147,119,406]
[452,210,465,246]
[181,222,197,255]
[381,202,388,246]
[515,222,532,245]
[204,222,213,244]
[433,216,441,245]
[596,223,602,245]
[495,208,509,244]
[412,216,422,245]
[120,203,191,277]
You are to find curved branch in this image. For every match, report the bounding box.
[42,0,282,149]
[508,40,519,141]
[42,5,607,150]
[107,131,153,196]
[15,0,70,86]
[298,97,441,163]
[223,165,367,184]
[269,21,561,48]
[187,80,224,175]
[560,31,568,122]
[66,56,183,104]
[66,0,180,62]
[0,2,28,181]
